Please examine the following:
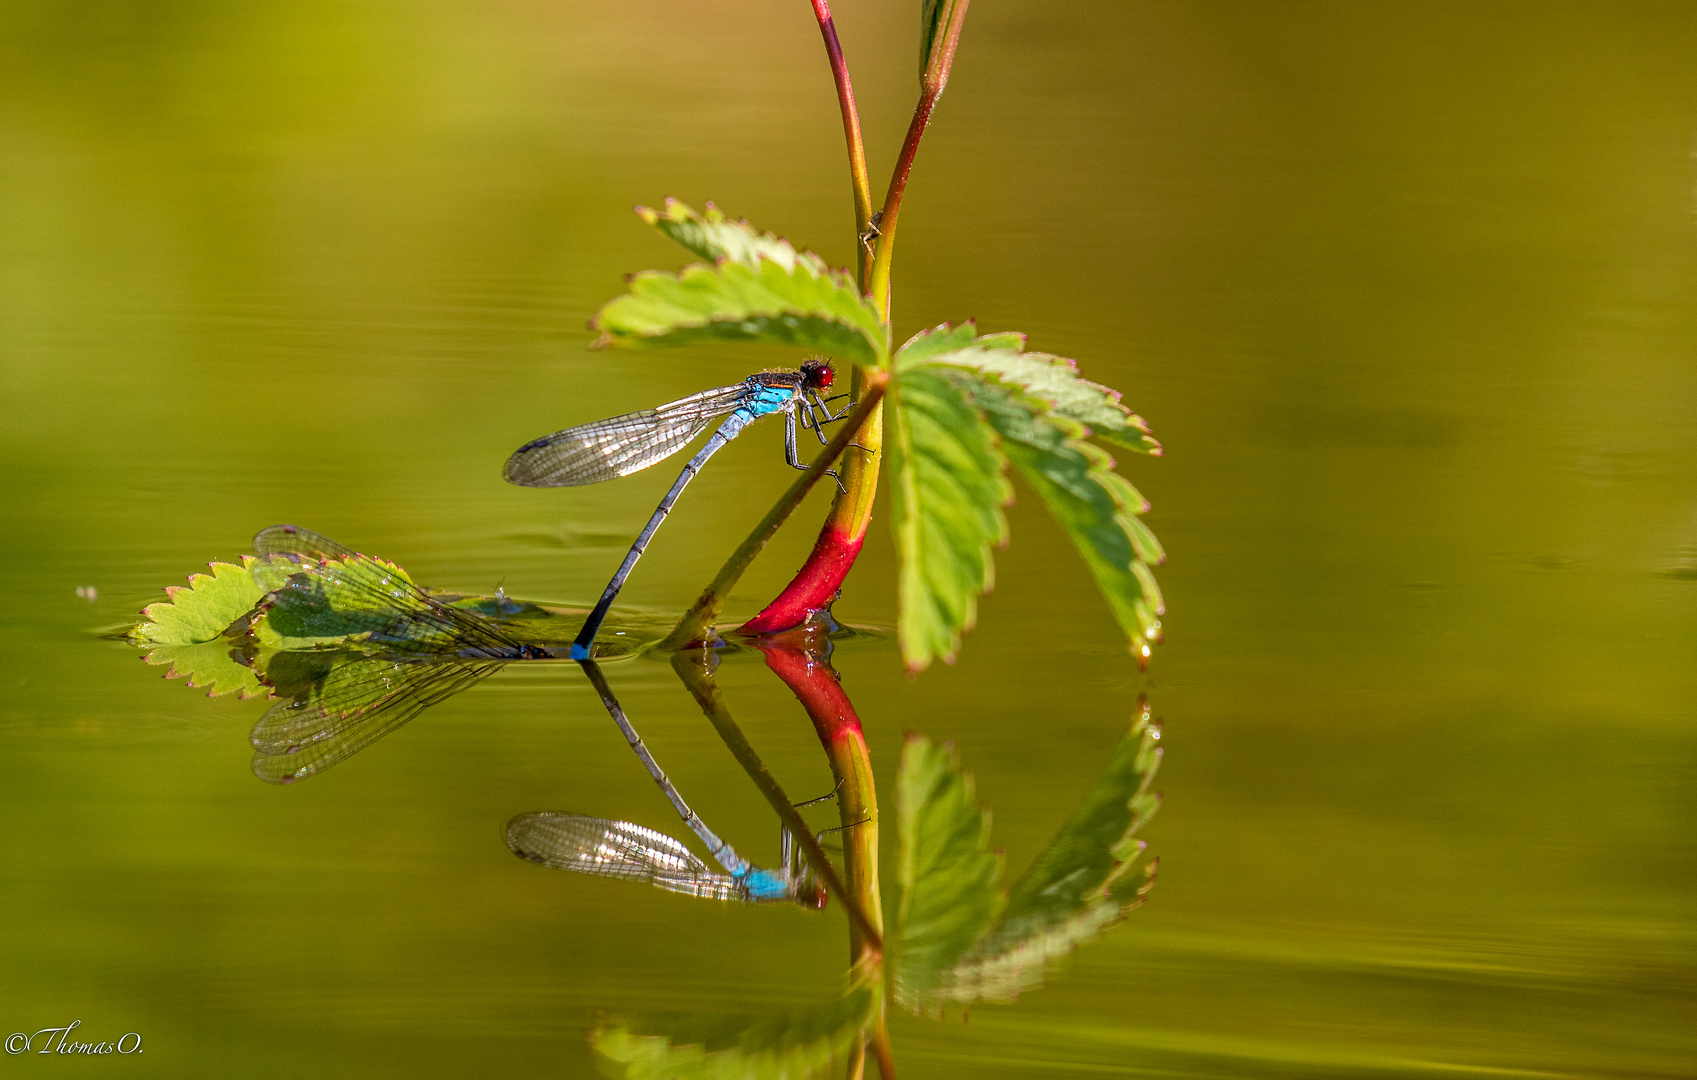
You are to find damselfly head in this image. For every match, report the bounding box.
[799,881,829,910]
[800,359,834,391]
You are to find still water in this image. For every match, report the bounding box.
[3,1,1694,1075]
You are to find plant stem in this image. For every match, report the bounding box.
[807,0,875,287]
[670,651,884,954]
[661,376,886,650]
[866,0,971,315]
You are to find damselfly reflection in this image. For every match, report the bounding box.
[506,813,825,906]
[503,659,829,906]
[503,361,849,658]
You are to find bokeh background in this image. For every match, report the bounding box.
[3,1,1694,1075]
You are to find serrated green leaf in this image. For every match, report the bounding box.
[637,199,827,274]
[886,367,1011,671]
[130,558,267,647]
[139,641,266,699]
[251,556,453,652]
[591,976,876,1080]
[938,707,1163,1005]
[591,243,887,365]
[891,734,1004,1012]
[897,324,1162,455]
[953,371,1165,653]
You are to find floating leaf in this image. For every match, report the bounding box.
[885,367,1012,671]
[939,705,1163,1005]
[591,975,877,1080]
[638,200,826,274]
[129,557,269,698]
[130,558,266,647]
[897,324,1161,455]
[956,371,1165,652]
[891,734,1004,1012]
[591,219,887,365]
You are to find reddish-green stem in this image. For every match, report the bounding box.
[745,3,972,635]
[809,0,875,286]
[663,376,885,649]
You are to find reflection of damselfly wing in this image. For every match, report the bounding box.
[505,812,760,901]
[251,657,505,784]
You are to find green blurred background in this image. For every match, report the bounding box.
[2,0,1694,1075]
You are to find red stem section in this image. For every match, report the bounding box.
[738,523,866,634]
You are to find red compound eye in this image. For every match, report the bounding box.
[802,360,834,390]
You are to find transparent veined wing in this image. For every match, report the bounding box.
[505,812,748,901]
[253,552,540,660]
[253,524,357,560]
[251,655,505,784]
[502,383,756,487]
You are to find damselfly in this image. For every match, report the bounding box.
[503,659,827,906]
[503,360,846,658]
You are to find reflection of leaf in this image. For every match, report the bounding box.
[249,652,505,784]
[891,734,1003,1011]
[139,641,265,699]
[130,558,265,647]
[886,368,1012,671]
[892,710,1163,1013]
[942,706,1162,1005]
[591,973,876,1080]
[591,204,887,365]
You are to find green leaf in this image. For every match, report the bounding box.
[591,976,877,1080]
[885,367,1012,671]
[891,734,1004,1013]
[637,200,827,274]
[251,555,465,652]
[954,371,1166,653]
[129,557,268,698]
[939,705,1163,1005]
[592,207,887,365]
[897,324,1162,455]
[130,558,267,647]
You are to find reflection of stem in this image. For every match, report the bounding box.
[670,651,884,953]
[806,0,875,286]
[664,377,886,649]
[757,635,883,956]
[755,631,892,1079]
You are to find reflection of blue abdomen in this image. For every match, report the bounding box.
[740,869,794,901]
